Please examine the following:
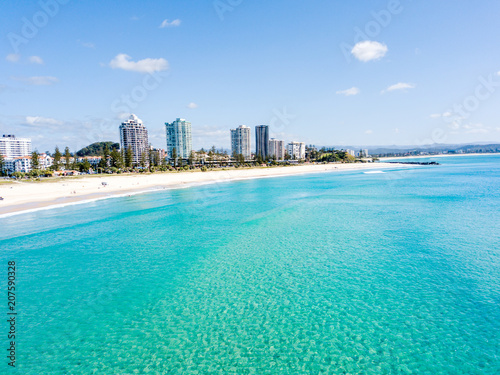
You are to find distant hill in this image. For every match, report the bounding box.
[367,143,500,156]
[325,143,500,156]
[76,142,119,156]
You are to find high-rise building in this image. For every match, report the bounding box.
[286,142,305,160]
[0,135,32,158]
[255,125,269,159]
[165,118,193,160]
[230,125,251,159]
[119,114,149,166]
[268,138,285,160]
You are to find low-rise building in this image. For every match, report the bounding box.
[286,142,305,160]
[6,153,53,174]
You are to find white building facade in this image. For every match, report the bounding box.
[286,142,305,160]
[269,138,285,160]
[119,114,149,166]
[5,153,53,174]
[0,135,32,158]
[165,118,193,160]
[230,125,251,159]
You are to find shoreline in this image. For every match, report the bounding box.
[379,152,500,160]
[0,163,405,217]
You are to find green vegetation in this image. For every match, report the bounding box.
[0,154,4,176]
[124,147,133,169]
[3,142,373,182]
[31,150,40,170]
[315,149,355,163]
[76,142,119,157]
[64,147,72,170]
[52,147,62,170]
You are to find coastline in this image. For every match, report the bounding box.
[0,163,403,217]
[379,152,500,160]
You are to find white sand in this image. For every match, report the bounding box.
[0,163,403,216]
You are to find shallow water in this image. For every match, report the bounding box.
[1,155,499,374]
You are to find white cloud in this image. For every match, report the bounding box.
[351,41,388,62]
[463,123,489,134]
[160,19,181,28]
[12,76,59,85]
[6,54,20,63]
[29,56,44,64]
[25,116,63,127]
[109,54,169,73]
[430,111,452,119]
[187,102,198,109]
[192,125,230,149]
[382,82,415,93]
[336,87,360,96]
[365,130,373,134]
[82,42,95,48]
[109,53,168,73]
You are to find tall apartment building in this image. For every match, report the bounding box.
[165,118,192,160]
[255,125,269,159]
[119,114,149,166]
[230,125,251,159]
[0,134,32,158]
[268,138,285,160]
[286,142,306,160]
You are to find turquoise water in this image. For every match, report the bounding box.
[1,155,499,374]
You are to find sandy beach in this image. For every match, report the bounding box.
[0,163,403,217]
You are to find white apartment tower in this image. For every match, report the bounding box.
[268,138,285,160]
[230,125,251,159]
[0,135,32,158]
[119,114,149,166]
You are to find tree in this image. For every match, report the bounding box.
[64,147,72,170]
[140,150,148,169]
[53,146,62,170]
[254,154,263,165]
[76,142,119,157]
[124,147,133,169]
[79,160,91,173]
[188,151,195,166]
[0,154,4,176]
[99,144,110,170]
[110,147,123,169]
[31,151,40,170]
[171,147,177,168]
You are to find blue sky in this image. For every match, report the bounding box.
[2,0,500,152]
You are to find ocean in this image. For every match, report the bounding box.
[1,155,499,374]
